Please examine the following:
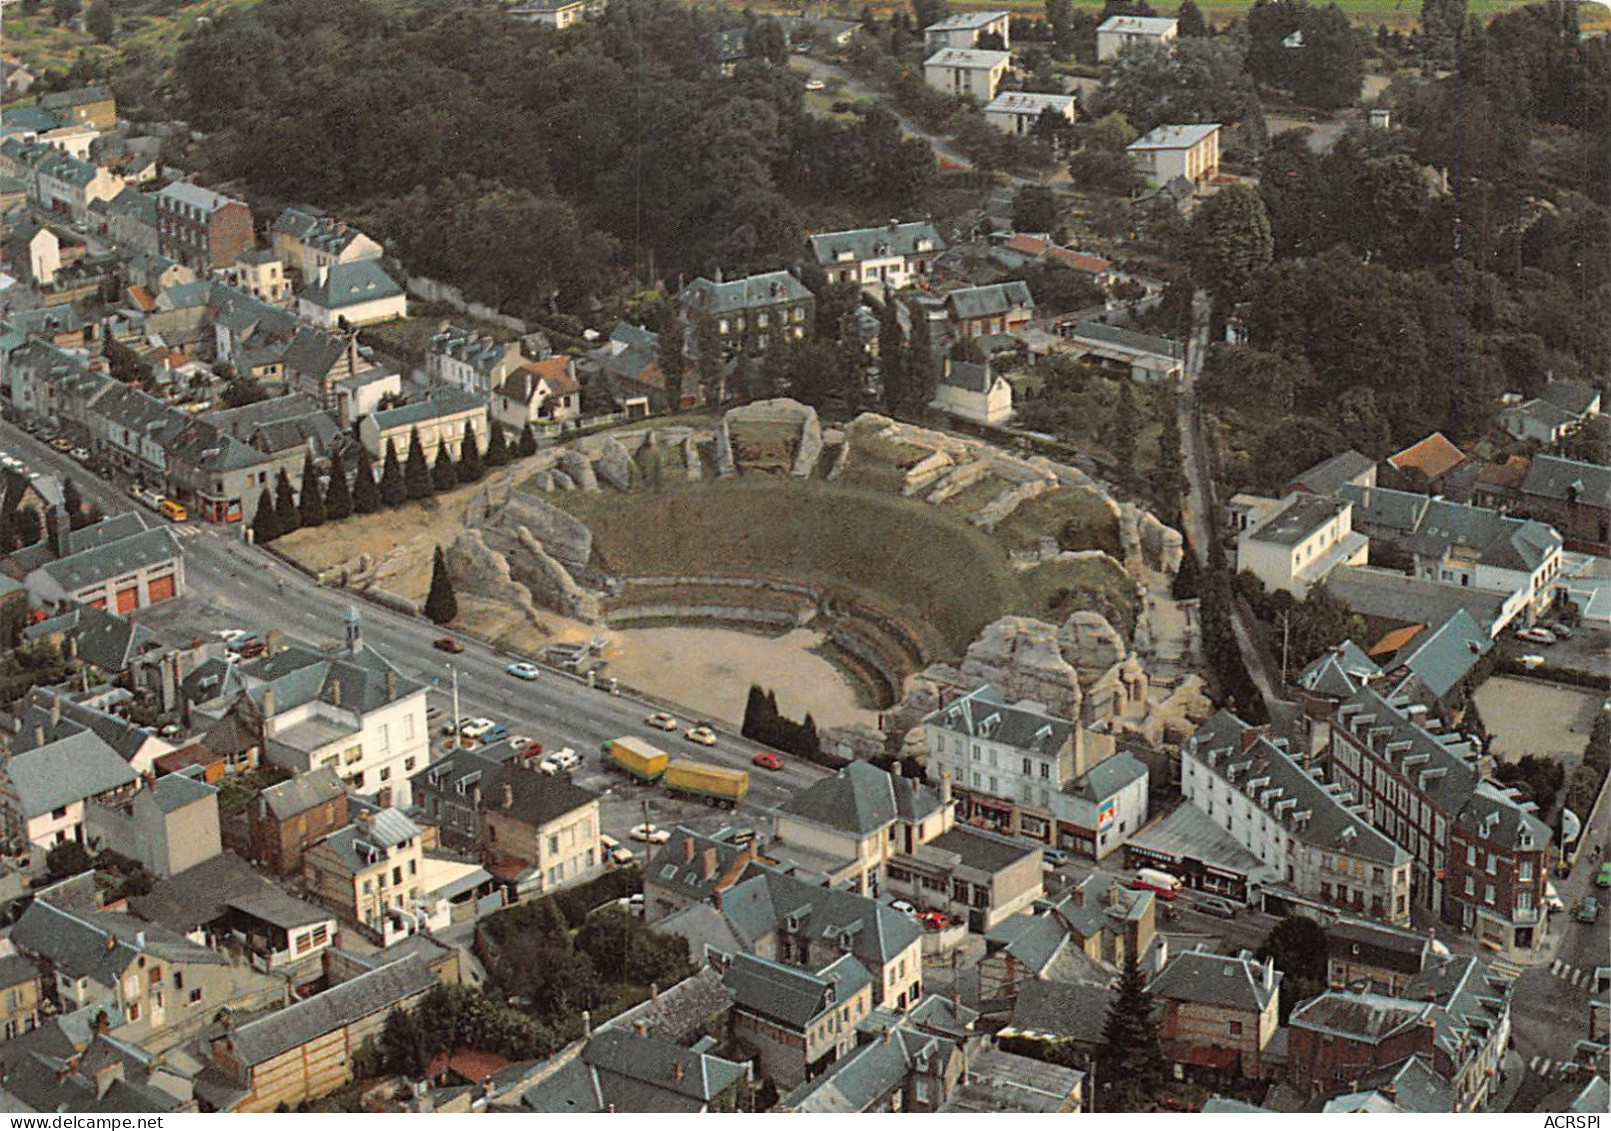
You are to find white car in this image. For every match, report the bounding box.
[889,899,917,916]
[804,78,825,91]
[215,628,251,645]
[506,661,541,681]
[540,748,582,775]
[1517,626,1557,645]
[684,725,718,747]
[631,824,671,844]
[645,712,679,731]
[1517,654,1547,670]
[69,448,90,463]
[459,717,498,740]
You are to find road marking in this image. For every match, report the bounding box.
[1537,1059,1553,1077]
[1551,960,1564,975]
[1571,968,1587,987]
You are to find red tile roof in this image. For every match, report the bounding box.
[126,285,156,312]
[1368,623,1425,658]
[1387,432,1466,482]
[427,1048,510,1086]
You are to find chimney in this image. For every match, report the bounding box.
[45,506,69,559]
[1108,880,1120,906]
[1264,956,1276,991]
[1383,1084,1397,1102]
[262,687,275,717]
[50,695,61,726]
[330,680,341,707]
[344,606,362,655]
[633,1020,648,1038]
[891,761,902,778]
[581,1010,592,1038]
[701,847,718,880]
[385,671,396,700]
[33,724,44,747]
[105,935,117,952]
[683,835,696,863]
[940,768,953,806]
[671,1062,684,1082]
[501,783,513,809]
[650,982,659,1001]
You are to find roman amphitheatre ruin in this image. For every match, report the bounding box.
[276,399,1209,746]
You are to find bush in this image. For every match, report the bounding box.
[544,866,644,929]
[1494,658,1611,691]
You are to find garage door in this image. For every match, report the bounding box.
[115,587,138,614]
[88,597,106,610]
[147,574,176,603]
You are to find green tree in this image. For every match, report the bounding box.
[1109,379,1139,480]
[1046,0,1075,56]
[1096,952,1166,1110]
[657,320,688,400]
[912,0,948,32]
[251,489,279,544]
[458,427,484,483]
[62,478,85,530]
[1011,184,1062,234]
[905,298,937,412]
[1189,184,1273,303]
[380,439,407,508]
[424,545,458,625]
[324,449,353,521]
[1419,0,1466,65]
[484,425,510,468]
[877,291,908,415]
[1285,586,1358,672]
[432,442,459,493]
[45,840,93,881]
[404,428,433,500]
[1177,0,1208,36]
[353,446,383,514]
[693,310,722,408]
[298,459,326,529]
[273,469,300,536]
[1257,915,1329,1021]
[14,506,41,548]
[517,424,538,459]
[378,1007,429,1077]
[50,0,77,27]
[85,0,113,42]
[222,376,269,408]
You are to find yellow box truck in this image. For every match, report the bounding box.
[662,760,750,809]
[600,736,669,783]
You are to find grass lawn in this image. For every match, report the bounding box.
[991,486,1121,557]
[1020,555,1137,636]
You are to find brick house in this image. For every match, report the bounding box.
[248,767,349,877]
[1517,454,1611,556]
[1149,949,1282,1079]
[478,764,603,897]
[722,951,875,1090]
[154,183,254,273]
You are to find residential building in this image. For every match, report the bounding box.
[93,188,160,255]
[944,280,1034,338]
[154,183,253,273]
[1337,483,1563,624]
[1061,320,1183,380]
[84,769,221,880]
[0,139,125,221]
[231,249,289,304]
[131,853,338,980]
[1286,953,1512,1111]
[479,763,603,897]
[203,956,435,1112]
[491,356,581,431]
[296,260,407,327]
[930,359,1014,425]
[978,875,1158,998]
[983,91,1076,135]
[585,321,699,415]
[998,234,1112,280]
[0,953,42,1041]
[268,208,384,278]
[572,1025,751,1112]
[282,325,366,407]
[425,323,523,396]
[1236,492,1368,597]
[782,1013,965,1112]
[189,610,429,809]
[1285,449,1378,497]
[923,10,1010,50]
[302,808,428,944]
[0,728,138,853]
[722,950,875,1089]
[247,767,349,876]
[996,978,1117,1060]
[39,86,117,132]
[358,385,487,466]
[1517,454,1611,556]
[1126,123,1221,188]
[6,221,59,287]
[644,828,763,922]
[1325,686,1553,950]
[679,270,814,353]
[940,1046,1086,1113]
[1149,948,1282,1079]
[511,0,589,28]
[1182,711,1414,926]
[14,689,175,777]
[1096,14,1179,58]
[1325,916,1432,996]
[1385,431,1467,493]
[809,221,946,291]
[922,48,1012,102]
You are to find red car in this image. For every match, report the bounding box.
[519,740,545,759]
[916,910,951,931]
[752,752,785,771]
[433,637,466,654]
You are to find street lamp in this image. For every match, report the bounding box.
[445,662,461,748]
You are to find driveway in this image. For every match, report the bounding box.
[793,56,975,170]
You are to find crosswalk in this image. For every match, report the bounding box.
[1528,1056,1568,1077]
[1548,959,1601,990]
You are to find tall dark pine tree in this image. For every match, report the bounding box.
[298,459,326,528]
[657,319,688,402]
[1110,381,1139,483]
[14,505,41,547]
[62,478,87,530]
[877,290,908,415]
[432,442,459,493]
[1177,0,1207,36]
[404,427,432,500]
[379,439,406,508]
[324,449,353,521]
[517,424,538,458]
[273,469,300,536]
[1096,952,1165,1111]
[353,446,382,514]
[458,428,484,483]
[693,310,722,409]
[904,298,936,413]
[423,545,458,625]
[251,488,279,544]
[485,425,510,468]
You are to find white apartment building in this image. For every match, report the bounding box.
[1096,14,1178,59]
[923,47,1012,103]
[1236,492,1368,597]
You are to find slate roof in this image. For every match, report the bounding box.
[0,954,39,991]
[14,693,153,765]
[33,525,182,597]
[923,46,1012,69]
[156,182,240,216]
[313,809,423,873]
[1538,380,1601,416]
[281,325,349,379]
[1127,123,1219,150]
[268,206,321,239]
[646,828,754,904]
[258,766,345,821]
[40,86,112,110]
[720,865,923,968]
[1354,1054,1451,1113]
[2,731,136,818]
[809,221,946,268]
[299,259,402,311]
[1186,711,1411,867]
[1246,493,1350,548]
[12,898,225,989]
[1098,14,1179,35]
[723,951,871,1030]
[149,770,214,813]
[984,911,1069,974]
[9,511,151,575]
[1067,320,1181,360]
[601,966,735,1046]
[984,90,1076,118]
[680,270,811,316]
[1386,608,1491,699]
[1326,916,1430,978]
[926,10,1008,31]
[1522,454,1611,511]
[923,825,1039,875]
[779,758,942,837]
[236,642,422,717]
[583,1027,748,1111]
[945,281,1033,320]
[1066,751,1149,803]
[481,763,597,829]
[428,324,513,374]
[225,956,433,1067]
[940,1045,1084,1113]
[1323,565,1508,633]
[926,684,1073,755]
[784,1022,954,1112]
[132,852,327,934]
[369,385,485,432]
[938,360,995,393]
[1297,640,1381,699]
[1288,990,1432,1043]
[1148,949,1280,1013]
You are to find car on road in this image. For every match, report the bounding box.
[804,78,825,90]
[631,824,671,844]
[645,712,679,731]
[1597,862,1611,889]
[889,899,917,916]
[1517,654,1547,670]
[1517,626,1557,645]
[458,717,497,740]
[684,725,718,746]
[752,751,785,771]
[519,740,545,758]
[540,748,581,775]
[506,662,541,681]
[49,438,71,453]
[69,447,90,463]
[916,910,951,931]
[1194,895,1239,919]
[433,636,466,653]
[1043,847,1070,868]
[1544,621,1573,639]
[1577,896,1600,923]
[600,834,633,864]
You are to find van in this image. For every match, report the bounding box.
[600,835,633,865]
[159,498,188,522]
[1128,867,1183,900]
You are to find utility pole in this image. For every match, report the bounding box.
[447,663,460,747]
[1281,609,1290,679]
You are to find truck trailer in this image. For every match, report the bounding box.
[600,736,669,783]
[662,760,750,809]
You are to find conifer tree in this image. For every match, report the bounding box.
[432,442,459,493]
[423,545,458,625]
[380,439,407,508]
[517,424,538,458]
[354,446,383,514]
[251,488,279,544]
[325,449,353,521]
[485,425,510,468]
[404,427,432,500]
[1095,952,1166,1111]
[273,469,300,536]
[458,428,484,483]
[298,459,326,528]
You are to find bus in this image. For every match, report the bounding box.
[1128,868,1184,900]
[158,498,188,522]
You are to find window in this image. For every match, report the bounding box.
[51,806,67,820]
[1519,860,1533,882]
[127,1002,140,1021]
[404,715,415,741]
[1228,1021,1243,1037]
[379,767,391,782]
[1040,763,1050,780]
[548,835,560,855]
[188,988,203,1005]
[1022,758,1032,776]
[405,756,416,772]
[1465,844,1476,866]
[378,724,390,751]
[1486,853,1497,874]
[1484,884,1495,906]
[1464,876,1474,896]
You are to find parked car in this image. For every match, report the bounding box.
[1577,896,1600,924]
[600,834,633,864]
[916,910,951,931]
[481,725,510,744]
[889,899,917,916]
[459,717,497,740]
[1195,895,1239,919]
[540,748,581,775]
[1596,862,1611,889]
[1043,847,1069,868]
[615,893,646,917]
[433,636,466,653]
[645,712,679,731]
[1518,654,1547,670]
[1517,626,1557,645]
[506,661,541,681]
[804,78,825,91]
[684,725,718,747]
[69,447,90,463]
[751,751,785,771]
[519,740,545,758]
[1544,622,1573,639]
[631,824,670,844]
[49,437,71,452]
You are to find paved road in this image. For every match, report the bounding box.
[794,56,977,171]
[0,421,828,841]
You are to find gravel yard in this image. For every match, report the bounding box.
[1472,675,1602,773]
